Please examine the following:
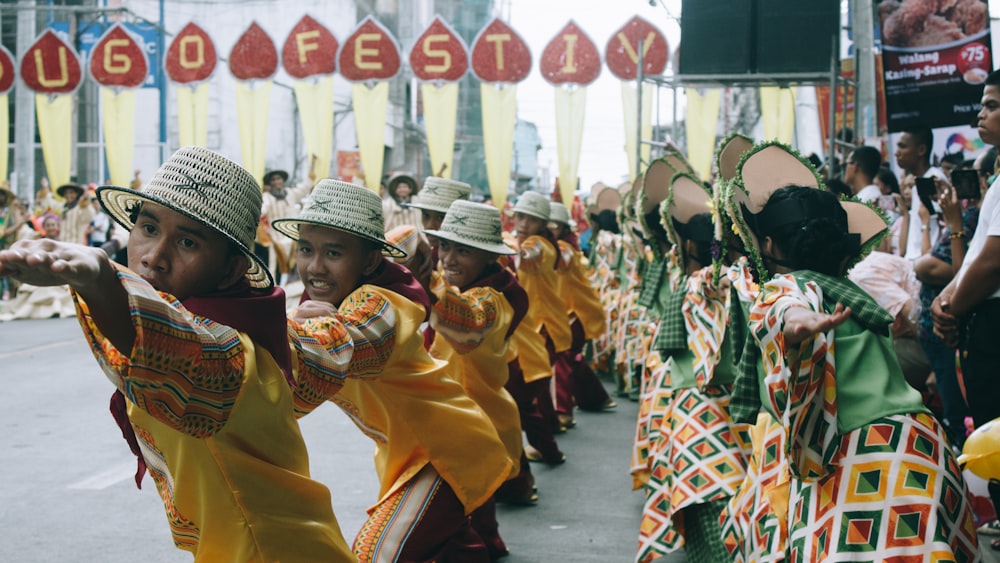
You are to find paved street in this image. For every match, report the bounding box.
[2,317,997,562]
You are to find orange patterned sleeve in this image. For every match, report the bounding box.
[429,272,501,354]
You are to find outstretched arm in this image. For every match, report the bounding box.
[0,239,133,353]
[781,302,852,346]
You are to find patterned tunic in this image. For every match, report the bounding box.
[429,273,523,464]
[748,274,979,562]
[588,230,622,378]
[636,267,749,563]
[76,265,364,561]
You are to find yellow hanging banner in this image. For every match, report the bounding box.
[35,93,73,189]
[352,81,390,193]
[554,86,586,208]
[621,81,653,180]
[0,94,8,184]
[177,82,210,148]
[100,87,136,188]
[480,82,517,210]
[421,82,459,179]
[293,76,335,181]
[684,88,722,180]
[760,86,796,144]
[235,80,272,185]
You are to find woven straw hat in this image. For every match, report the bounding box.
[425,200,517,255]
[56,183,86,198]
[407,176,472,214]
[549,202,573,226]
[509,191,551,221]
[724,141,886,280]
[639,151,695,240]
[97,146,273,288]
[272,179,405,258]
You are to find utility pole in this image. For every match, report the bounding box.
[852,0,877,140]
[14,0,36,201]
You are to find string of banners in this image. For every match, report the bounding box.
[3,15,669,208]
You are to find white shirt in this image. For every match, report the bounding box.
[903,167,947,260]
[955,177,1000,299]
[89,212,110,244]
[855,183,881,203]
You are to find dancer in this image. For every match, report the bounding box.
[274,180,514,562]
[725,142,978,561]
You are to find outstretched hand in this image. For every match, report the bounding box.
[0,239,107,291]
[782,302,852,346]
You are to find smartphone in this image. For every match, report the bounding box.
[950,169,981,200]
[915,177,937,212]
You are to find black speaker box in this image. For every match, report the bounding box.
[678,0,753,75]
[755,0,839,74]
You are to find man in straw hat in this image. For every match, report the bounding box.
[257,162,318,285]
[273,179,515,562]
[56,182,95,246]
[0,147,358,561]
[424,199,533,559]
[723,142,977,561]
[385,176,472,292]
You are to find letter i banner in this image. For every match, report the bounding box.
[282,15,338,182]
[540,21,601,208]
[89,24,148,188]
[410,17,469,180]
[0,45,15,184]
[229,22,278,186]
[339,17,401,193]
[166,22,217,149]
[605,16,668,181]
[20,30,82,191]
[471,18,531,210]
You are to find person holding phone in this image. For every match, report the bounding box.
[895,127,948,259]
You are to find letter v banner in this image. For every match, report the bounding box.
[20,30,82,190]
[339,16,401,193]
[89,24,149,188]
[166,22,217,148]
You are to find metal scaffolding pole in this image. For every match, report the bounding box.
[635,39,644,180]
[13,0,36,201]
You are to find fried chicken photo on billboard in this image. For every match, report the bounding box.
[879,0,988,48]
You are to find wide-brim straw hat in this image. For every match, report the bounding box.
[711,133,754,281]
[724,141,887,281]
[661,172,713,265]
[425,200,517,255]
[272,179,405,258]
[508,190,551,221]
[590,181,609,200]
[638,151,695,240]
[595,187,621,213]
[0,184,14,200]
[262,170,289,185]
[97,146,273,288]
[56,183,86,198]
[407,176,472,214]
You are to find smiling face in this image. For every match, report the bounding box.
[128,203,247,301]
[421,209,446,232]
[438,238,496,289]
[295,224,382,307]
[514,212,547,244]
[42,217,60,239]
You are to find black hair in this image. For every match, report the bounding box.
[849,145,882,179]
[674,212,714,267]
[941,151,965,166]
[985,69,1000,87]
[980,146,998,178]
[824,178,852,198]
[643,208,668,243]
[594,209,619,234]
[901,127,933,162]
[756,186,856,277]
[876,168,900,194]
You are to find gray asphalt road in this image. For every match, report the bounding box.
[2,318,996,562]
